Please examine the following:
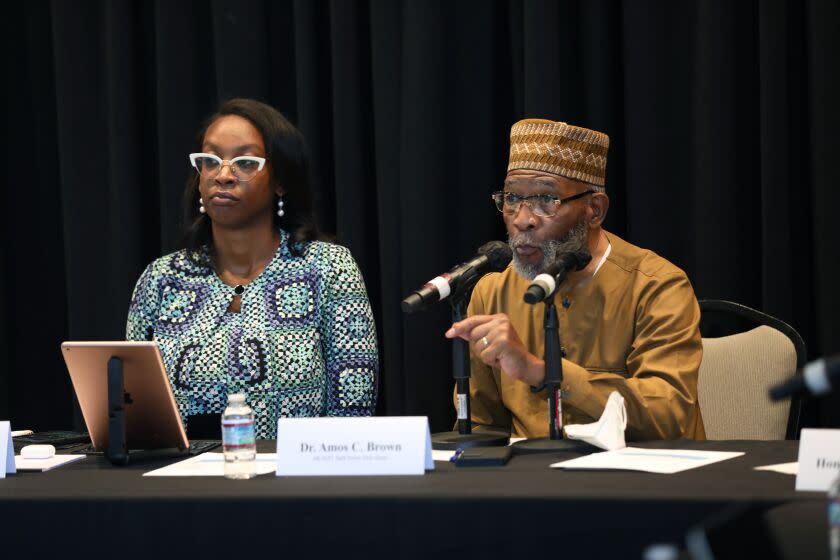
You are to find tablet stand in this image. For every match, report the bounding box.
[511,298,594,454]
[107,356,130,465]
[431,298,509,450]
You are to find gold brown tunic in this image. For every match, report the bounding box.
[460,231,705,441]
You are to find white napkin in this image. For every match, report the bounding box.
[563,391,627,450]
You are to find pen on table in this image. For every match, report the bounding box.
[450,448,465,462]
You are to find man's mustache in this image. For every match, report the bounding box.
[510,233,541,247]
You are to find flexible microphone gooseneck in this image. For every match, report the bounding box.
[401,241,512,313]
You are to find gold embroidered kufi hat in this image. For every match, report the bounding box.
[508,119,609,187]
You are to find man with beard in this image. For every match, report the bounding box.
[445,119,705,440]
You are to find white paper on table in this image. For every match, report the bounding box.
[143,452,278,477]
[15,455,85,472]
[754,462,798,475]
[551,447,744,474]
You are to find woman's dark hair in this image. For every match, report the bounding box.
[181,98,321,260]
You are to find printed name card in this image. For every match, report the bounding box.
[796,428,840,491]
[0,421,16,479]
[276,416,433,476]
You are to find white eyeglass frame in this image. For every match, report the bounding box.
[188,153,267,178]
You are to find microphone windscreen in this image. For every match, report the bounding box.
[574,249,592,270]
[478,241,513,272]
[401,293,424,314]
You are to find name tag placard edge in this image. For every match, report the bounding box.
[275,416,433,476]
[795,428,840,492]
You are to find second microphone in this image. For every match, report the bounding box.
[402,241,513,313]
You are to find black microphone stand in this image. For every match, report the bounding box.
[431,296,510,450]
[511,295,595,455]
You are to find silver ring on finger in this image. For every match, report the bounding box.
[481,336,489,348]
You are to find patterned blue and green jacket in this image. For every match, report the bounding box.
[126,229,378,438]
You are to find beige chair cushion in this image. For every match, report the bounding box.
[698,325,796,440]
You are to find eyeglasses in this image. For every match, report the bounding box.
[189,153,266,181]
[491,190,594,218]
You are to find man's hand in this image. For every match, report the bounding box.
[445,314,545,386]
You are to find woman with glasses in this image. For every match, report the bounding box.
[125,98,378,438]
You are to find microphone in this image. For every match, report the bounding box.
[401,241,513,313]
[769,354,840,400]
[523,250,592,305]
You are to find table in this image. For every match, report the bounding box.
[0,440,825,559]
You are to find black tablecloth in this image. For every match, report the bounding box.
[0,440,824,559]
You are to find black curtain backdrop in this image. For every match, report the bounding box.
[4,0,839,433]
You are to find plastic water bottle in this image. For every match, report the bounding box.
[221,393,256,480]
[830,472,840,560]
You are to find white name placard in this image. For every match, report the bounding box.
[276,416,433,476]
[0,421,16,478]
[796,428,840,491]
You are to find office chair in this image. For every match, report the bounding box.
[697,300,805,440]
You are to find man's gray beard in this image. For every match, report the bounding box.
[509,217,589,280]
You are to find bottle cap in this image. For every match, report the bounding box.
[642,544,679,560]
[228,393,245,403]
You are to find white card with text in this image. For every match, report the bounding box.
[796,428,840,491]
[0,421,16,478]
[276,416,433,476]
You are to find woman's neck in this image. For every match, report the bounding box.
[211,220,280,280]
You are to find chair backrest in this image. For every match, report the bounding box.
[699,326,796,440]
[698,300,806,440]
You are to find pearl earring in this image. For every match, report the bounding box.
[199,198,206,214]
[277,196,285,217]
